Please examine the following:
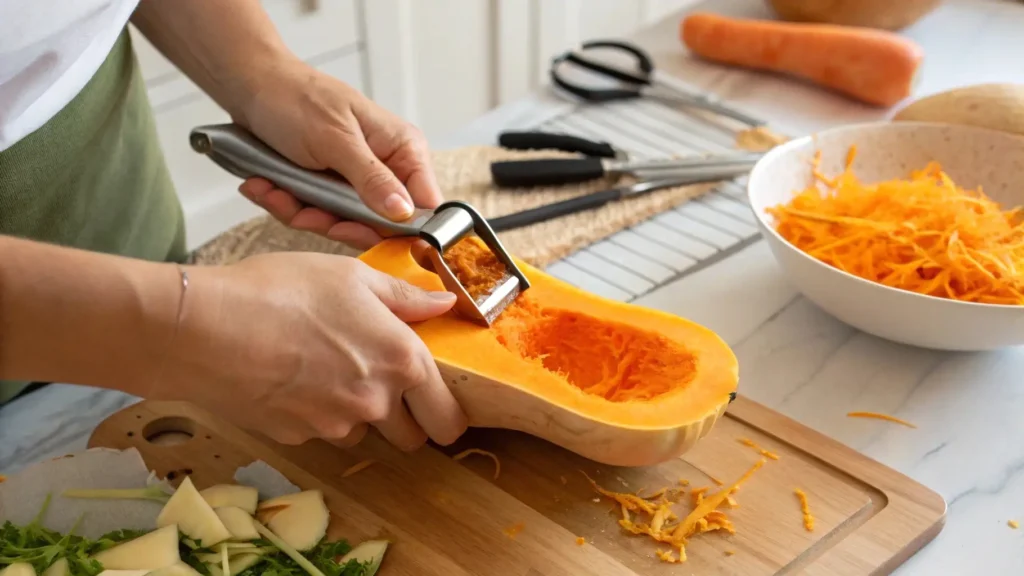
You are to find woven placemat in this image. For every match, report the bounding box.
[191,145,720,268]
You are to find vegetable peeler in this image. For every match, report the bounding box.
[188,123,530,327]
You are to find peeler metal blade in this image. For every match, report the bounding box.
[417,201,530,327]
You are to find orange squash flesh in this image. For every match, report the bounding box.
[358,237,739,466]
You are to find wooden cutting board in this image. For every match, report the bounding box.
[89,396,945,575]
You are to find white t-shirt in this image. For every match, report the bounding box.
[0,0,140,153]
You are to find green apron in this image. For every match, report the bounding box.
[0,28,187,404]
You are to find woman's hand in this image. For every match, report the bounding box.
[234,58,441,250]
[159,252,468,450]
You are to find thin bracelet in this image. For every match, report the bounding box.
[174,264,190,327]
[148,264,189,398]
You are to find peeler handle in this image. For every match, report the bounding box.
[189,123,431,238]
[490,157,606,188]
[498,131,618,158]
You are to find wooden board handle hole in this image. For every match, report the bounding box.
[142,416,198,446]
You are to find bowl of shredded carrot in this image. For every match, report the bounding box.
[747,121,1024,351]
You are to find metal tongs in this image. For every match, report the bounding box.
[189,123,530,327]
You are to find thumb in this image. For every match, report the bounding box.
[328,128,414,221]
[365,269,456,322]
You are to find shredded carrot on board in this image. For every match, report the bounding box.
[709,475,725,486]
[341,459,375,478]
[738,437,780,460]
[678,478,689,487]
[794,489,815,532]
[452,448,501,480]
[576,536,586,545]
[847,411,917,428]
[503,522,525,539]
[1009,520,1019,529]
[0,474,6,484]
[767,146,1024,305]
[587,459,766,563]
[725,550,736,556]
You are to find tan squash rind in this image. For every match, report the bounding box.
[891,84,1024,138]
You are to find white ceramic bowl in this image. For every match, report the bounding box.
[747,121,1024,351]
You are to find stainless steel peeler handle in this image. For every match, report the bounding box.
[189,123,433,238]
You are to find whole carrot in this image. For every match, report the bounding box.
[680,12,924,107]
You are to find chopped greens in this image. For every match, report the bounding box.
[1,495,379,576]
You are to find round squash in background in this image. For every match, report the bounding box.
[891,84,1024,138]
[766,0,941,31]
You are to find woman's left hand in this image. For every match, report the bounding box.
[233,58,442,250]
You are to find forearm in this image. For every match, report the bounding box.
[0,236,182,395]
[131,0,296,120]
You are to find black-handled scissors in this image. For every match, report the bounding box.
[549,39,765,129]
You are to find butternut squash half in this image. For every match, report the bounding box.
[358,237,739,467]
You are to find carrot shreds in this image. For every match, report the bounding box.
[503,522,525,539]
[725,550,736,556]
[576,536,586,545]
[452,448,501,480]
[1009,520,1019,529]
[341,459,375,478]
[690,487,709,507]
[708,475,725,486]
[678,478,690,487]
[587,459,766,563]
[673,459,767,540]
[737,437,780,460]
[767,146,1024,305]
[794,489,815,532]
[847,411,917,428]
[0,474,6,483]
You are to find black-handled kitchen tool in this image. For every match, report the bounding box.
[497,131,620,158]
[488,165,756,232]
[491,152,762,188]
[188,123,530,326]
[549,38,766,130]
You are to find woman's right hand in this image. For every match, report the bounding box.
[155,251,468,451]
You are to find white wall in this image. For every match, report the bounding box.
[130,0,695,250]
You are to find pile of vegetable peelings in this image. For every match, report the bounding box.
[769,146,1024,305]
[0,477,387,576]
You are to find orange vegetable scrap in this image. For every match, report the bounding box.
[847,411,917,428]
[576,536,586,546]
[452,448,501,480]
[503,522,525,539]
[678,478,690,487]
[725,550,736,556]
[1009,520,1019,529]
[587,459,766,563]
[709,475,725,486]
[767,146,1024,305]
[738,437,780,460]
[794,489,815,532]
[341,459,375,478]
[0,474,6,483]
[690,486,710,508]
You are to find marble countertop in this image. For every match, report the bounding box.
[5,0,1024,573]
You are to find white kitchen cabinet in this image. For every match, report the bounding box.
[129,0,665,249]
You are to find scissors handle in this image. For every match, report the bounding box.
[550,39,655,103]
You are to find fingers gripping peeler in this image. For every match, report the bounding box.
[188,123,530,327]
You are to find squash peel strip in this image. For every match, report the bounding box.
[586,458,766,563]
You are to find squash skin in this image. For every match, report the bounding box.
[358,238,738,467]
